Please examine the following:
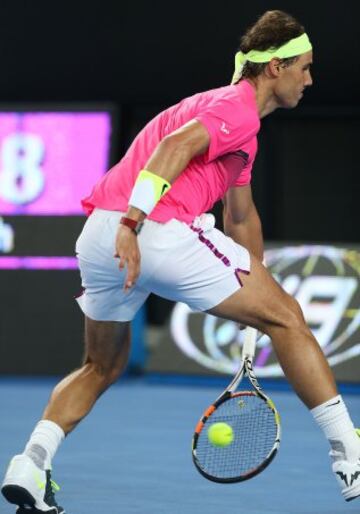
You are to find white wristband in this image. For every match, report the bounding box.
[128,169,171,215]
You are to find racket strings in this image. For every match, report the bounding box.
[195,394,278,480]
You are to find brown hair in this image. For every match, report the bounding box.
[237,10,305,80]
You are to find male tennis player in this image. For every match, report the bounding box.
[2,10,360,512]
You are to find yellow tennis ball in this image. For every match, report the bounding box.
[356,428,360,438]
[207,422,234,447]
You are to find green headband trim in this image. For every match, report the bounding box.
[231,33,312,84]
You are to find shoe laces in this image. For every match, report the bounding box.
[51,479,60,492]
[45,471,62,508]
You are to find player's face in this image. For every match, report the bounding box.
[274,51,313,108]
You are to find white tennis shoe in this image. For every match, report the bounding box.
[331,429,360,502]
[1,454,64,513]
[333,458,360,501]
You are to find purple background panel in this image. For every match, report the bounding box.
[0,112,112,215]
[0,256,78,269]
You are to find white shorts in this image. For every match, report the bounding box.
[75,209,250,322]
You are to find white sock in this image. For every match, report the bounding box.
[311,395,360,462]
[24,420,65,470]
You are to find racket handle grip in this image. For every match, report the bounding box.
[242,327,257,358]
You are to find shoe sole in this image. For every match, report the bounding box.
[1,484,36,507]
[16,507,61,514]
[344,482,360,502]
[346,492,360,502]
[2,485,61,513]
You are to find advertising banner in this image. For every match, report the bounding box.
[0,107,113,270]
[147,244,360,383]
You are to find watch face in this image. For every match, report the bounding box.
[135,221,144,234]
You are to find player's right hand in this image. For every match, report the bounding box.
[114,225,141,291]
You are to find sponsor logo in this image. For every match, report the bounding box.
[220,122,230,135]
[336,470,360,487]
[326,399,341,407]
[161,183,169,196]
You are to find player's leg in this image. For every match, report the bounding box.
[208,256,337,408]
[148,216,336,407]
[1,316,131,513]
[1,208,151,512]
[43,316,131,434]
[208,255,360,501]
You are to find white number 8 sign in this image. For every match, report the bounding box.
[0,133,45,205]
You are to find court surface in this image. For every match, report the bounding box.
[0,376,359,514]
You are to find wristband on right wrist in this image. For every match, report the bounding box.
[128,169,171,215]
[120,216,143,235]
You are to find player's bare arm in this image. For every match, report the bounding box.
[115,120,210,290]
[143,119,210,182]
[223,185,264,260]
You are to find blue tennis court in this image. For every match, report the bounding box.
[1,377,359,514]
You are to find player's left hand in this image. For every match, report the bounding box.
[114,225,141,291]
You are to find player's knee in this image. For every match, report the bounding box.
[85,358,127,387]
[263,292,307,336]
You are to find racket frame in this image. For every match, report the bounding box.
[192,327,281,483]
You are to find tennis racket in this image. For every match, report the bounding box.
[192,326,281,483]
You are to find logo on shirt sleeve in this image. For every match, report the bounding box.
[220,122,230,135]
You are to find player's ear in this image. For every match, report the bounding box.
[267,58,282,78]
